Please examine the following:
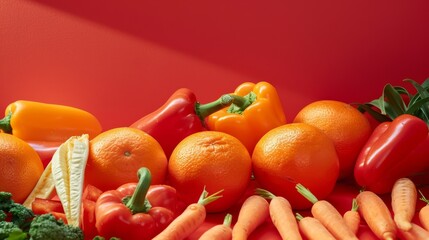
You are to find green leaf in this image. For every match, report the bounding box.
[383,84,407,118]
[357,103,391,122]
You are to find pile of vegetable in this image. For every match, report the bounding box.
[1,79,429,239]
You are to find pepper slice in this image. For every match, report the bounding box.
[206,81,286,154]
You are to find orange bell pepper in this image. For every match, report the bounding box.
[206,81,286,154]
[0,100,102,142]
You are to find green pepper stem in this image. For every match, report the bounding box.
[195,94,235,122]
[124,167,152,214]
[0,112,12,134]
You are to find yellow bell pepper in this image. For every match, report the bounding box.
[206,81,286,154]
[0,100,102,142]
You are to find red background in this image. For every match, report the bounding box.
[1,1,429,130]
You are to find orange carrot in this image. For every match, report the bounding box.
[398,222,429,240]
[418,190,429,231]
[356,190,397,240]
[199,213,232,240]
[391,177,417,231]
[296,213,336,240]
[256,188,302,240]
[231,194,269,240]
[153,188,223,240]
[296,183,358,240]
[343,198,360,235]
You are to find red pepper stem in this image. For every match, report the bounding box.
[0,112,12,133]
[195,94,236,121]
[124,167,152,214]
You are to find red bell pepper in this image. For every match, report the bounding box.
[130,88,235,158]
[27,141,61,168]
[95,167,185,240]
[354,114,429,194]
[81,184,103,240]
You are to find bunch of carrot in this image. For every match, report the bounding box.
[147,177,429,240]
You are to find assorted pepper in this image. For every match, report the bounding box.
[130,88,236,158]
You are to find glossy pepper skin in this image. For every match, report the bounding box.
[0,100,102,142]
[354,114,429,194]
[130,88,234,158]
[95,167,186,240]
[206,81,286,154]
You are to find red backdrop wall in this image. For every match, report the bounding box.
[1,0,428,130]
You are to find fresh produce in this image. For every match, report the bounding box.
[398,223,429,240]
[356,79,429,193]
[95,167,181,240]
[419,190,429,231]
[0,191,83,240]
[198,213,232,240]
[256,188,302,240]
[0,100,102,142]
[152,188,223,240]
[356,190,397,240]
[27,141,61,168]
[354,114,429,194]
[31,198,66,222]
[23,134,89,229]
[0,192,34,231]
[391,177,417,231]
[0,133,44,203]
[51,134,89,227]
[85,127,167,191]
[231,195,269,240]
[206,81,286,154]
[28,213,83,240]
[168,130,252,213]
[342,198,360,235]
[130,88,236,158]
[295,213,336,240]
[296,183,359,240]
[252,122,340,210]
[293,99,372,179]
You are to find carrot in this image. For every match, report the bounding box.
[199,213,232,240]
[296,183,358,240]
[343,198,360,235]
[256,188,302,240]
[391,177,417,231]
[356,190,397,240]
[418,189,429,231]
[398,222,429,240]
[295,213,336,240]
[231,194,269,240]
[153,187,223,240]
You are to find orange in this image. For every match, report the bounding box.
[0,133,44,203]
[85,127,167,191]
[168,131,252,213]
[252,123,339,210]
[293,100,372,179]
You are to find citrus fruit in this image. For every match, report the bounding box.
[0,133,44,203]
[293,100,372,179]
[85,127,167,191]
[168,131,252,213]
[252,123,340,210]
